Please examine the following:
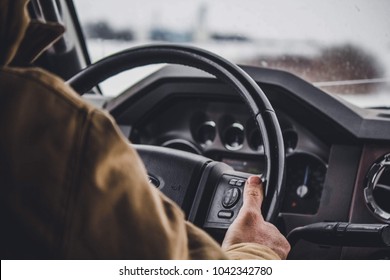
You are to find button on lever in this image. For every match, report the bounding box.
[222,187,241,208]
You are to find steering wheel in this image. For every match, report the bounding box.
[67,44,285,228]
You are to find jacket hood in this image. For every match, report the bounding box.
[0,0,65,66]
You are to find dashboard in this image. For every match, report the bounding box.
[89,65,390,259]
[127,97,329,216]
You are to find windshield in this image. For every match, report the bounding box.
[74,0,390,108]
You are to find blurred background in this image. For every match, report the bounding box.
[74,0,390,108]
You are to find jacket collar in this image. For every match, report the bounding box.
[0,0,65,67]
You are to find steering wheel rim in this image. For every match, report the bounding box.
[67,44,285,222]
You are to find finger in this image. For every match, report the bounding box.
[242,175,264,212]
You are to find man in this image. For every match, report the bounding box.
[0,0,290,259]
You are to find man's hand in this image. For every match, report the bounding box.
[222,175,291,259]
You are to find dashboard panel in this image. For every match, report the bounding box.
[97,65,390,259]
[127,97,329,216]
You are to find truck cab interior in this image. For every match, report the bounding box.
[2,0,390,259]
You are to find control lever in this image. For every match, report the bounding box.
[287,222,390,247]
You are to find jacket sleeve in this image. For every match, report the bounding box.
[63,107,280,259]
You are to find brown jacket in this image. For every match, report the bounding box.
[0,0,279,259]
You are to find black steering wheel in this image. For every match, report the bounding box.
[67,44,285,227]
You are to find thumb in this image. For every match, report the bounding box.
[241,175,264,214]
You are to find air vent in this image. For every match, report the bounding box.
[364,153,390,223]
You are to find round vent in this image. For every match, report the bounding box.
[364,153,390,223]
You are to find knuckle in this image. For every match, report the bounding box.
[246,188,261,197]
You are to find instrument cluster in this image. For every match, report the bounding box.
[131,98,329,214]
